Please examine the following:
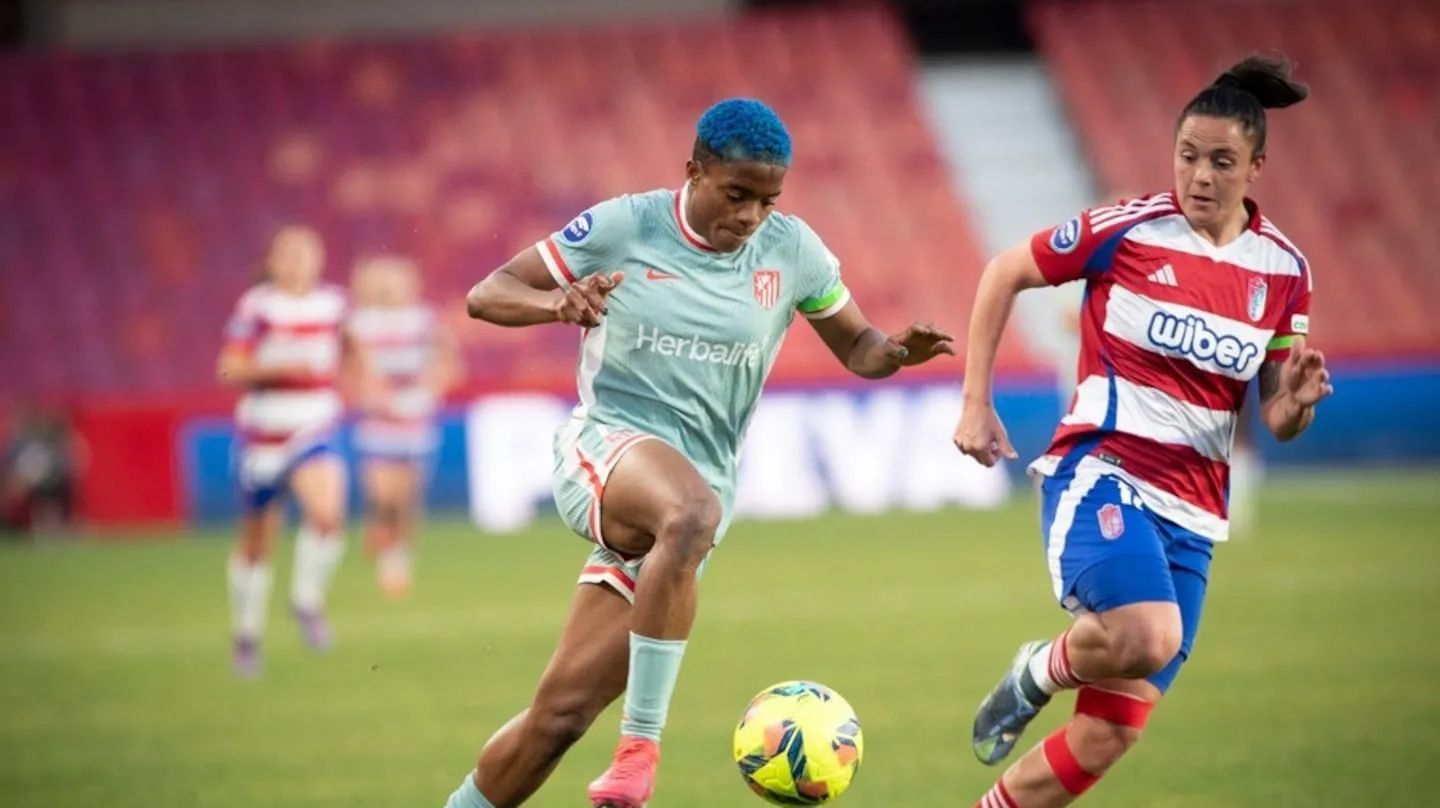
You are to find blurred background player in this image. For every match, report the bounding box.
[444,98,954,808]
[217,225,363,677]
[0,405,85,537]
[346,254,463,598]
[954,56,1331,807]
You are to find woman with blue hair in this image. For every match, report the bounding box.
[443,98,954,808]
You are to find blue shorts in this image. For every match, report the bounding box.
[1040,468,1214,693]
[238,440,338,514]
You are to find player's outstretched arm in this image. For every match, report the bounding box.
[1257,337,1332,442]
[807,299,954,380]
[466,247,622,328]
[953,241,1048,466]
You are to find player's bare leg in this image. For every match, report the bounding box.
[975,678,1158,808]
[973,601,1178,764]
[973,605,1176,806]
[586,440,723,808]
[362,459,420,597]
[228,503,281,677]
[287,455,348,650]
[445,583,631,808]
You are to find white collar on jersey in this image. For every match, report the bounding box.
[677,182,714,249]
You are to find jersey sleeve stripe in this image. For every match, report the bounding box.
[1089,201,1177,234]
[537,238,576,288]
[799,285,851,320]
[1089,195,1176,229]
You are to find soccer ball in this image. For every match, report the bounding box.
[733,680,864,805]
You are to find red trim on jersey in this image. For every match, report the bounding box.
[242,428,308,445]
[542,238,577,284]
[251,376,336,392]
[261,321,339,338]
[673,190,717,253]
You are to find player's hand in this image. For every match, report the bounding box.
[953,401,1018,467]
[882,322,956,367]
[554,272,624,327]
[1280,337,1333,407]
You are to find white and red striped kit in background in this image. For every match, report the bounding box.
[346,304,440,460]
[224,283,348,495]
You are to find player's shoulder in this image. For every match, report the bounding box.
[561,189,666,244]
[237,281,274,306]
[1083,191,1181,235]
[757,210,832,267]
[314,283,349,308]
[1256,214,1309,275]
[235,282,288,317]
[595,188,671,221]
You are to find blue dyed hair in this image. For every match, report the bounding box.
[693,98,792,168]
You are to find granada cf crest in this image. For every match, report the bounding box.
[1247,276,1268,322]
[753,270,780,310]
[1097,503,1125,540]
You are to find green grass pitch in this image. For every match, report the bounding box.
[2,471,1438,807]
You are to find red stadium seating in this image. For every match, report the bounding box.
[1030,0,1440,359]
[0,5,1017,406]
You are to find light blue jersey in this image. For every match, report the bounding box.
[537,186,849,507]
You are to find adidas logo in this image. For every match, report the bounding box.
[1146,264,1178,287]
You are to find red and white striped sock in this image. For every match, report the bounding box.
[974,778,1019,808]
[1027,628,1090,695]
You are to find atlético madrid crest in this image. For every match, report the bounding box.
[1247,276,1268,322]
[753,270,780,310]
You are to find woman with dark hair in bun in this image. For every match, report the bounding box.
[955,55,1333,807]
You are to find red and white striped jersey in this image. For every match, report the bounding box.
[224,282,348,447]
[346,304,439,455]
[1027,192,1311,541]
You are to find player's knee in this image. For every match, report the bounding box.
[654,496,721,566]
[306,508,345,537]
[529,694,603,753]
[1068,714,1144,774]
[1113,617,1182,678]
[238,534,270,562]
[370,499,402,527]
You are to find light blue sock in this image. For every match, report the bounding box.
[443,771,495,808]
[619,632,689,742]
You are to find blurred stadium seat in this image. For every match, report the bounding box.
[1030,0,1440,359]
[0,4,1020,406]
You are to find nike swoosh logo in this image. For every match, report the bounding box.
[646,269,680,280]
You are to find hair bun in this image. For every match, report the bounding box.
[1213,54,1310,110]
